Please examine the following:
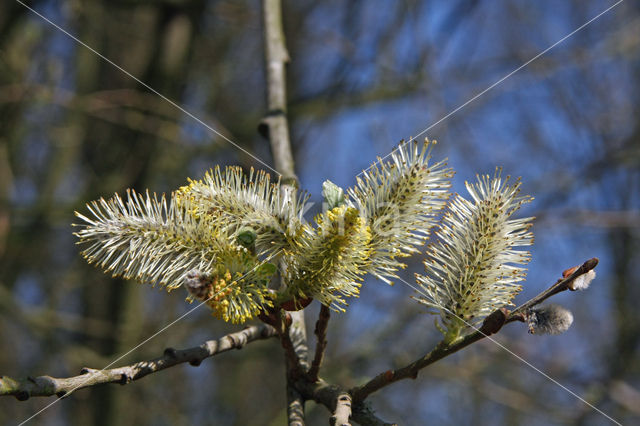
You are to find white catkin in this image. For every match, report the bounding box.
[347,139,453,284]
[416,172,534,332]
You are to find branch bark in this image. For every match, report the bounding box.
[260,0,296,183]
[292,378,396,426]
[287,384,306,426]
[0,324,276,400]
[330,393,352,426]
[260,1,309,424]
[309,304,330,382]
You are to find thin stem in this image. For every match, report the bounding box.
[0,324,276,400]
[350,258,599,403]
[278,310,306,379]
[309,304,331,381]
[350,337,480,404]
[508,257,598,320]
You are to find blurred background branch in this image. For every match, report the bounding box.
[0,1,638,425]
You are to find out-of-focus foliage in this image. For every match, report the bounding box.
[1,1,639,425]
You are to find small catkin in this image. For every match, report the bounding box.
[568,270,596,291]
[528,304,574,335]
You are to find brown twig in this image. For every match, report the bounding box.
[278,310,306,379]
[309,304,331,381]
[349,337,479,404]
[350,258,600,404]
[0,324,276,400]
[508,257,599,321]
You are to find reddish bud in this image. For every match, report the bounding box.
[562,266,579,278]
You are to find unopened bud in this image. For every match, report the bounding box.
[322,180,345,210]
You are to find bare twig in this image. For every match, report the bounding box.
[350,258,600,403]
[0,324,276,400]
[309,304,331,381]
[508,257,599,321]
[350,339,468,404]
[278,310,306,379]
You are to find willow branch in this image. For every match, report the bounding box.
[508,257,599,321]
[278,310,306,379]
[0,324,276,400]
[350,258,599,403]
[287,384,306,426]
[261,0,308,423]
[308,304,331,381]
[260,0,296,183]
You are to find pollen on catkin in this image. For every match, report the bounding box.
[347,139,453,285]
[75,189,276,324]
[285,205,372,310]
[175,165,310,255]
[415,171,534,338]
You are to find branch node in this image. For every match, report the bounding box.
[509,312,526,322]
[260,325,273,338]
[56,391,67,398]
[189,358,202,367]
[479,308,508,335]
[16,391,29,401]
[228,334,245,350]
